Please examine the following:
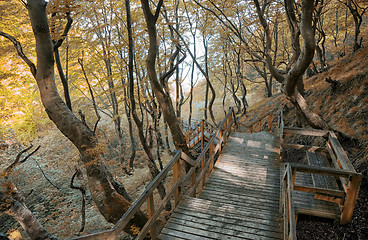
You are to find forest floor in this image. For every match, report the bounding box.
[0,125,175,239]
[241,47,368,239]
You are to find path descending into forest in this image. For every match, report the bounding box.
[158,131,283,239]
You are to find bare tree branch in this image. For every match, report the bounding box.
[78,57,101,133]
[0,31,36,78]
[6,145,41,173]
[53,12,73,50]
[70,168,86,233]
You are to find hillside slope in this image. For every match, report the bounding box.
[240,47,368,239]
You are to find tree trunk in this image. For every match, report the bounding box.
[0,191,58,240]
[254,0,329,130]
[140,0,192,160]
[25,0,147,233]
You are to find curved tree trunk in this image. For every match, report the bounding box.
[0,190,58,240]
[254,0,329,130]
[23,0,147,234]
[141,0,192,161]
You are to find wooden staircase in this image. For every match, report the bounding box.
[159,132,283,239]
[71,108,361,240]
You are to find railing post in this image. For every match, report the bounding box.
[191,167,196,197]
[268,114,273,132]
[173,159,182,206]
[209,140,215,173]
[257,120,262,132]
[341,174,362,224]
[201,155,205,189]
[219,130,223,153]
[201,119,204,151]
[147,194,158,239]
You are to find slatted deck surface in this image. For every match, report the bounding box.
[294,172,340,219]
[159,132,283,240]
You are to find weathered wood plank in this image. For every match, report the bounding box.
[160,226,213,240]
[306,151,339,190]
[208,178,281,192]
[171,210,282,234]
[176,204,281,227]
[164,221,247,240]
[169,216,282,239]
[199,193,279,211]
[283,143,326,151]
[201,187,280,204]
[182,197,282,219]
[203,183,280,199]
[283,127,329,137]
[328,132,355,172]
[294,190,340,219]
[158,233,186,240]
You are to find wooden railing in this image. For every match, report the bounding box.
[279,109,362,226]
[281,163,297,240]
[185,119,217,149]
[71,107,238,240]
[238,111,275,133]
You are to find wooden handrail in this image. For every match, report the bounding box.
[71,107,237,240]
[279,108,362,226]
[286,162,362,225]
[281,164,297,240]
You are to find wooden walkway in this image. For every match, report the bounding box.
[159,132,283,240]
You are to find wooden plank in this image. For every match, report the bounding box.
[180,151,196,167]
[158,233,186,240]
[294,185,345,198]
[212,169,281,179]
[160,226,213,240]
[211,171,280,181]
[182,197,282,219]
[283,143,325,151]
[164,221,247,240]
[268,114,273,132]
[201,185,280,203]
[294,191,340,219]
[286,164,297,240]
[210,172,281,184]
[146,194,158,239]
[177,205,280,226]
[306,151,339,190]
[199,193,279,210]
[328,132,355,172]
[204,181,280,198]
[283,127,329,137]
[290,163,358,178]
[169,215,282,239]
[202,185,280,201]
[326,141,349,189]
[173,159,182,206]
[341,174,362,224]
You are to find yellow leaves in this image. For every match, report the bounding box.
[7,229,22,240]
[130,224,141,236]
[47,0,78,41]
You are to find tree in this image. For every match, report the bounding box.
[0,145,58,240]
[1,0,147,236]
[140,0,193,164]
[253,0,330,129]
[340,0,368,52]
